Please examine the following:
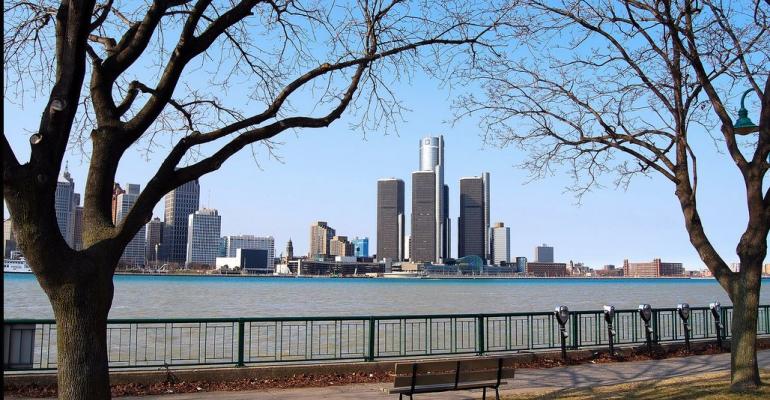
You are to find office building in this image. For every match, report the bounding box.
[411,136,450,263]
[376,178,404,261]
[186,208,221,267]
[526,262,568,277]
[309,221,336,258]
[458,174,490,260]
[116,184,146,266]
[4,218,17,258]
[222,235,275,272]
[329,236,354,257]
[163,179,200,263]
[215,248,271,274]
[515,256,527,273]
[623,258,684,277]
[490,222,510,266]
[55,164,76,247]
[146,217,164,263]
[111,183,125,225]
[351,237,369,258]
[535,244,554,263]
[73,193,84,251]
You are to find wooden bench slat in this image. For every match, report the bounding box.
[394,360,458,375]
[389,381,509,395]
[458,358,500,371]
[393,372,456,388]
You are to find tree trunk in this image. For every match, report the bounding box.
[729,264,762,391]
[46,262,115,400]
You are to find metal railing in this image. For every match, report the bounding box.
[4,305,769,371]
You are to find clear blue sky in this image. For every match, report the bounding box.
[4,66,764,271]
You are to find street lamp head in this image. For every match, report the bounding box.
[734,89,759,134]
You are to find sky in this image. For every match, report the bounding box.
[3,3,767,271]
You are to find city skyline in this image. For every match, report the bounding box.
[4,84,759,269]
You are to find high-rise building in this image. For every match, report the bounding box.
[4,218,17,258]
[73,193,84,251]
[309,221,336,258]
[116,184,146,266]
[411,136,450,263]
[515,256,527,273]
[145,217,164,263]
[111,183,126,225]
[186,208,221,267]
[535,244,554,263]
[222,235,275,272]
[376,178,404,261]
[623,258,684,277]
[285,239,294,261]
[55,165,76,247]
[458,174,490,260]
[411,171,437,263]
[163,179,200,263]
[329,236,354,257]
[490,222,510,266]
[351,237,369,258]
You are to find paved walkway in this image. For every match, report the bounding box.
[17,351,770,399]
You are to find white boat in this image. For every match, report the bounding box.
[4,258,32,273]
[382,271,424,279]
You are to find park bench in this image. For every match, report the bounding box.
[389,357,516,399]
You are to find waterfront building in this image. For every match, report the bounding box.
[222,235,275,272]
[489,222,510,266]
[623,258,684,277]
[412,136,450,263]
[73,193,84,250]
[535,244,554,263]
[116,184,146,266]
[4,218,17,258]
[164,179,200,263]
[329,236,354,257]
[145,217,164,263]
[351,237,369,258]
[526,262,567,277]
[215,248,271,274]
[515,256,527,273]
[458,174,490,260]
[309,221,336,258]
[186,208,221,267]
[377,178,404,261]
[595,264,624,277]
[55,164,76,247]
[404,235,411,261]
[764,263,770,275]
[111,183,126,225]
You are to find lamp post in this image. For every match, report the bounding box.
[734,89,760,135]
[603,305,616,356]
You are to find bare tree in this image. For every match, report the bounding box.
[2,0,510,398]
[457,0,769,391]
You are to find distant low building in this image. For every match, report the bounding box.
[623,258,684,277]
[763,263,770,275]
[526,262,567,277]
[215,248,271,274]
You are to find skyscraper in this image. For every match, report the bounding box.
[309,221,335,258]
[4,218,17,258]
[73,193,84,251]
[329,236,354,257]
[163,179,200,263]
[285,238,294,261]
[351,237,369,258]
[111,183,125,225]
[411,136,450,263]
[116,184,146,266]
[186,208,221,267]
[458,174,489,259]
[145,217,164,263]
[376,178,404,261]
[490,222,510,266]
[55,165,76,247]
[535,244,554,263]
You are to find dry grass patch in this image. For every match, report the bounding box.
[505,370,770,399]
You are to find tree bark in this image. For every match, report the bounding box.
[44,259,115,400]
[729,260,762,391]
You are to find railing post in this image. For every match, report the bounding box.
[571,313,578,349]
[367,317,376,361]
[477,315,485,355]
[652,310,659,344]
[237,319,245,367]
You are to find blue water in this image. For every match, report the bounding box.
[4,273,769,319]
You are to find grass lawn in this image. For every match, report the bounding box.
[504,370,770,399]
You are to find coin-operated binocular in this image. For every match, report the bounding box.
[677,303,691,352]
[603,305,616,356]
[638,304,654,356]
[554,305,570,360]
[709,302,723,348]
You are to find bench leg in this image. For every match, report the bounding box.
[483,387,487,400]
[495,387,500,400]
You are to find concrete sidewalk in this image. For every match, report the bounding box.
[13,350,770,399]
